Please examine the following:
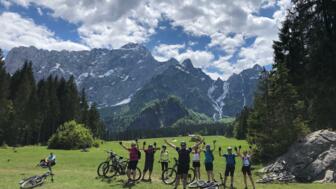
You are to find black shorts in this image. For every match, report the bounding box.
[205,162,213,171]
[161,162,168,171]
[242,166,251,176]
[192,161,200,168]
[177,164,189,175]
[144,161,154,172]
[225,166,235,176]
[127,160,138,170]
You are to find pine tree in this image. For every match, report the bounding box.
[0,49,13,145]
[233,106,250,139]
[79,88,89,126]
[87,103,105,138]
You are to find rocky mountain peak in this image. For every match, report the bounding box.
[120,43,147,51]
[182,59,194,69]
[253,64,263,71]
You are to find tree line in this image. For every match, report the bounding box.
[109,121,234,141]
[234,0,336,162]
[0,53,105,146]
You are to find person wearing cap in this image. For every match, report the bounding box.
[160,145,169,172]
[237,145,255,189]
[164,138,204,189]
[119,140,140,184]
[141,141,160,181]
[219,146,237,189]
[203,140,216,183]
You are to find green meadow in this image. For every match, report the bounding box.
[0,136,334,189]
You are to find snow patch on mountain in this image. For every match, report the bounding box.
[113,97,131,106]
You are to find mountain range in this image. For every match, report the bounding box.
[4,43,263,127]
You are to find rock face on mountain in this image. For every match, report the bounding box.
[208,64,262,119]
[5,44,262,122]
[258,130,336,183]
[5,44,177,108]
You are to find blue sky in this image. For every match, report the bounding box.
[0,0,291,79]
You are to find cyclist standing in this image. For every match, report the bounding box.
[119,140,140,184]
[203,140,216,183]
[191,146,201,181]
[219,146,236,189]
[160,145,169,172]
[164,138,204,189]
[237,145,255,189]
[141,141,159,181]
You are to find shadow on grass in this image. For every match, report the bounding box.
[96,176,140,188]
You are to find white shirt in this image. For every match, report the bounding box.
[242,155,250,166]
[192,152,200,162]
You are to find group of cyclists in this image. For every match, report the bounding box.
[119,138,256,189]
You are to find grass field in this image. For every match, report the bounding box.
[0,136,334,189]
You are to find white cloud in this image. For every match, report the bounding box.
[3,0,293,79]
[0,0,13,8]
[209,33,245,55]
[0,12,89,51]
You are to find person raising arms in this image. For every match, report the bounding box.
[159,145,169,172]
[237,145,256,189]
[164,138,204,189]
[141,141,160,181]
[191,145,201,181]
[119,140,140,184]
[203,140,216,183]
[219,146,237,189]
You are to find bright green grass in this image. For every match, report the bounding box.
[0,136,334,189]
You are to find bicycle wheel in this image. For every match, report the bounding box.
[97,161,109,177]
[102,164,117,178]
[186,168,196,184]
[130,167,142,181]
[20,176,45,189]
[162,168,177,185]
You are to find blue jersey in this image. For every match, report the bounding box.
[223,154,236,166]
[204,150,214,163]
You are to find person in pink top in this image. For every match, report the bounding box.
[119,139,140,184]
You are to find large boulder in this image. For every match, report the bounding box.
[258,130,336,183]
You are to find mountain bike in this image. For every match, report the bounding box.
[97,150,142,181]
[188,173,224,189]
[97,150,116,177]
[19,171,54,189]
[161,157,195,185]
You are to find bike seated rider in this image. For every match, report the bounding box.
[40,153,56,168]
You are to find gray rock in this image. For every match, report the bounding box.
[4,44,262,123]
[258,130,336,183]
